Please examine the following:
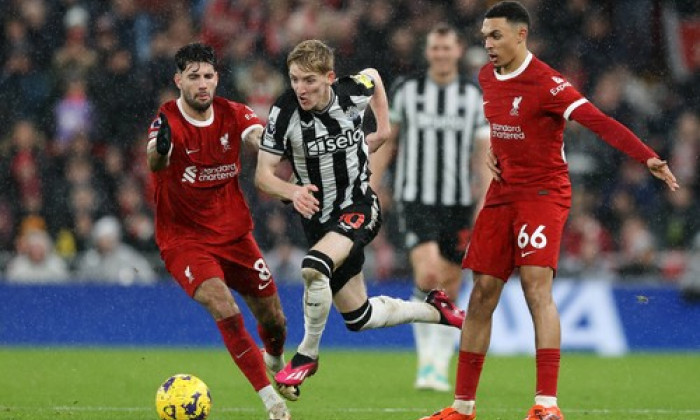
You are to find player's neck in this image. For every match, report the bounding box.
[499,48,530,75]
[428,68,458,86]
[179,97,213,121]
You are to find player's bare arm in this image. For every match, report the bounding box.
[471,131,492,216]
[255,150,319,219]
[147,113,171,172]
[360,68,392,154]
[485,147,501,182]
[243,125,264,153]
[368,121,399,193]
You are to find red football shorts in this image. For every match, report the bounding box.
[161,232,278,298]
[463,201,570,281]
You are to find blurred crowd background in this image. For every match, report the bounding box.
[0,0,698,287]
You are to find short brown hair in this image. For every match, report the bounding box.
[428,22,459,38]
[287,39,335,74]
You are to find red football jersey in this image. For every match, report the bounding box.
[147,97,263,251]
[479,52,587,207]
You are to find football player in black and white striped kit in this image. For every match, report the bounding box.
[371,23,490,392]
[255,39,465,396]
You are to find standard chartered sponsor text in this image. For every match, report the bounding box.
[199,163,238,181]
[491,123,526,140]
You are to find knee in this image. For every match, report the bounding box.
[195,281,236,319]
[522,285,553,310]
[415,270,440,291]
[302,250,335,284]
[467,282,501,318]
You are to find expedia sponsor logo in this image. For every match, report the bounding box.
[416,113,468,130]
[181,163,239,184]
[550,80,572,96]
[304,128,363,156]
[491,123,526,140]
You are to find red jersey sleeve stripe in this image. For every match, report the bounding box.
[563,98,588,120]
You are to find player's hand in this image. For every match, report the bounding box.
[292,185,320,219]
[156,113,171,156]
[646,157,679,191]
[486,147,502,182]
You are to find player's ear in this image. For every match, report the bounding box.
[517,25,528,44]
[174,72,182,90]
[326,70,336,84]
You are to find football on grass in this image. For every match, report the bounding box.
[155,374,211,420]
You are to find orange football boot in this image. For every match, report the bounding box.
[419,407,476,420]
[524,404,564,420]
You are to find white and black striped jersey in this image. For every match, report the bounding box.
[261,73,375,223]
[390,73,488,206]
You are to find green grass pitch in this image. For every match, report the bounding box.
[1,348,699,420]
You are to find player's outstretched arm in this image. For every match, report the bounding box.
[570,102,678,191]
[147,113,172,172]
[361,68,392,154]
[646,157,679,191]
[255,150,320,219]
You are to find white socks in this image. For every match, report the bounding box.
[452,399,476,415]
[297,276,332,359]
[535,395,558,408]
[363,295,440,329]
[258,385,284,411]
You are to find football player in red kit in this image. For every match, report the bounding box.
[146,42,292,420]
[421,2,678,420]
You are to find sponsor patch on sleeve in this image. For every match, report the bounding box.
[351,73,374,90]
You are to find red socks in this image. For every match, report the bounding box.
[455,351,485,400]
[216,314,269,391]
[258,323,285,357]
[536,348,560,397]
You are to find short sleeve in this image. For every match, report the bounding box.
[260,104,288,155]
[474,90,490,139]
[336,74,375,112]
[233,103,264,142]
[540,74,587,121]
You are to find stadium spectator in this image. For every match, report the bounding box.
[255,39,465,394]
[146,43,292,419]
[421,3,678,420]
[5,228,69,284]
[0,0,695,284]
[75,215,155,284]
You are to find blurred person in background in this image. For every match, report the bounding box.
[146,42,292,419]
[75,215,154,284]
[5,228,69,284]
[370,23,490,392]
[422,2,678,420]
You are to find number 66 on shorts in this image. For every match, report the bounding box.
[463,201,570,281]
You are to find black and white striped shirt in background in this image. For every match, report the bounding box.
[261,74,375,223]
[390,74,488,206]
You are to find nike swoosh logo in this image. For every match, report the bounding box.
[185,148,200,155]
[234,347,251,359]
[258,279,273,290]
[482,101,490,106]
[521,250,536,257]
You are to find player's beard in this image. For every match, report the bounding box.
[184,92,213,113]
